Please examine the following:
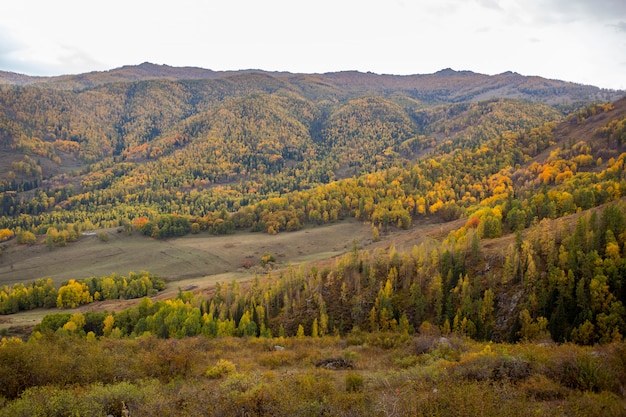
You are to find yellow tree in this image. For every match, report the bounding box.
[56,280,93,308]
[103,314,115,337]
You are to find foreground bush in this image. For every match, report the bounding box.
[0,334,624,416]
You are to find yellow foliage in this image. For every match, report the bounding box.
[429,199,444,214]
[56,279,93,309]
[62,321,77,332]
[206,359,236,379]
[103,315,115,337]
[605,242,620,260]
[0,229,14,242]
[555,170,573,184]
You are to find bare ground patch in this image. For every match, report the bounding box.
[0,219,376,287]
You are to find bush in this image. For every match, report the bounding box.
[260,252,276,266]
[394,354,420,369]
[206,359,236,379]
[258,350,297,369]
[346,328,366,346]
[365,331,410,349]
[413,335,438,355]
[454,352,531,383]
[0,380,161,417]
[0,229,13,242]
[345,373,364,392]
[342,349,360,363]
[548,349,616,392]
[428,336,466,362]
[564,391,626,417]
[518,374,567,400]
[16,231,36,245]
[240,258,255,269]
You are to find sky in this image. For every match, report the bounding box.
[1,0,625,90]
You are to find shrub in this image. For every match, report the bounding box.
[257,350,296,369]
[260,252,276,266]
[342,349,360,363]
[346,328,366,346]
[206,359,236,379]
[394,354,420,369]
[518,374,567,401]
[345,373,364,392]
[365,331,410,349]
[240,258,255,269]
[413,335,438,355]
[0,229,13,242]
[428,336,466,362]
[548,349,615,392]
[454,352,531,383]
[17,231,36,245]
[564,391,626,417]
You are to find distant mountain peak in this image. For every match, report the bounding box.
[434,68,476,76]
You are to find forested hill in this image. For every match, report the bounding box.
[0,63,624,238]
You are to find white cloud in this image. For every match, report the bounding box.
[614,21,626,33]
[541,0,626,22]
[0,0,624,89]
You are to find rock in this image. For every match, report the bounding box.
[437,337,452,348]
[315,358,354,370]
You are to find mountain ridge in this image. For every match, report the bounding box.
[0,62,622,104]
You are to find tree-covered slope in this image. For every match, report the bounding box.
[1,82,624,239]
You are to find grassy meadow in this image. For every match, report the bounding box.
[0,219,374,286]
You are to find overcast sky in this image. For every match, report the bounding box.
[1,0,624,89]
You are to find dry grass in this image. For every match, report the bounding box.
[2,334,624,416]
[0,219,375,287]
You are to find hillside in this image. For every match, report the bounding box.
[0,66,624,333]
[1,64,626,415]
[1,64,623,235]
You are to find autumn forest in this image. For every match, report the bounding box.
[1,64,626,415]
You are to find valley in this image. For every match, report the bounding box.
[0,64,625,415]
[0,216,461,336]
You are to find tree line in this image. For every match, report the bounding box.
[0,271,164,314]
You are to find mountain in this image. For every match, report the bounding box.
[0,64,624,229]
[1,63,626,341]
[0,62,622,103]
